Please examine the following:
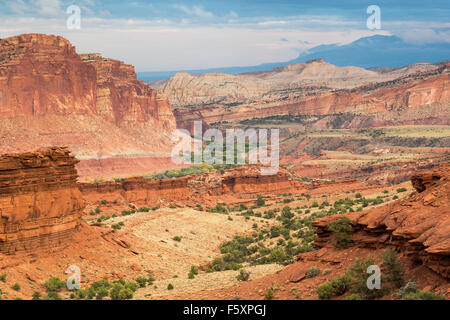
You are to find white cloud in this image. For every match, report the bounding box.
[173,4,214,18]
[395,28,450,44]
[6,0,28,14]
[35,0,63,16]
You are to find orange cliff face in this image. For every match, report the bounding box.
[0,34,178,178]
[0,147,84,254]
[172,64,450,129]
[0,34,97,117]
[79,53,175,130]
[79,165,303,208]
[312,163,450,279]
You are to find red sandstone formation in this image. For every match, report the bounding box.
[79,165,302,207]
[172,64,450,130]
[0,34,97,117]
[312,163,450,279]
[79,53,175,129]
[0,34,177,177]
[0,147,84,254]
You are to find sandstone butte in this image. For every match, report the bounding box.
[0,34,177,178]
[312,163,450,279]
[79,164,303,208]
[0,146,302,255]
[0,147,84,254]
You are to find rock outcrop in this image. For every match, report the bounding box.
[79,165,301,206]
[0,34,177,173]
[80,53,175,130]
[0,34,97,117]
[0,147,84,254]
[160,59,436,108]
[312,163,450,279]
[165,61,449,130]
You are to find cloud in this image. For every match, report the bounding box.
[35,0,62,16]
[395,28,450,44]
[173,4,214,19]
[6,0,29,14]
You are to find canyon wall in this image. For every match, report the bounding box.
[312,163,450,279]
[168,61,450,130]
[160,59,439,108]
[79,165,301,206]
[0,34,97,117]
[0,34,177,177]
[0,147,84,254]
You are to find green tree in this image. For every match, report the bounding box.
[382,248,405,288]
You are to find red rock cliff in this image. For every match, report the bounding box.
[0,34,176,163]
[79,165,301,206]
[0,34,97,117]
[312,163,450,279]
[80,53,175,130]
[0,147,84,254]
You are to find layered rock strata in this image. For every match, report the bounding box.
[0,147,84,254]
[312,163,450,279]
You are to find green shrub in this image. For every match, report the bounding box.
[317,283,334,300]
[125,282,137,292]
[331,274,352,296]
[138,206,150,212]
[173,236,182,242]
[96,287,109,300]
[136,277,147,288]
[0,273,6,282]
[236,269,251,282]
[397,282,419,299]
[322,269,331,276]
[76,289,88,299]
[268,246,286,263]
[342,294,362,300]
[328,216,352,249]
[45,292,62,300]
[256,195,265,207]
[281,206,294,220]
[11,283,21,291]
[396,188,407,193]
[147,273,155,285]
[265,287,274,300]
[167,284,174,290]
[306,267,320,278]
[382,248,404,288]
[348,258,385,299]
[403,290,445,300]
[190,266,199,276]
[32,291,42,300]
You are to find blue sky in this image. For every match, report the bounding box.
[0,0,449,71]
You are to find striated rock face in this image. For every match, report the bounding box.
[160,59,423,108]
[79,165,301,206]
[0,34,176,165]
[0,147,84,254]
[0,34,97,117]
[312,163,450,279]
[80,53,175,130]
[165,61,449,130]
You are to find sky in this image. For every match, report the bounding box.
[0,0,449,71]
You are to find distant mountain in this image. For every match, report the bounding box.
[288,35,450,69]
[138,35,450,81]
